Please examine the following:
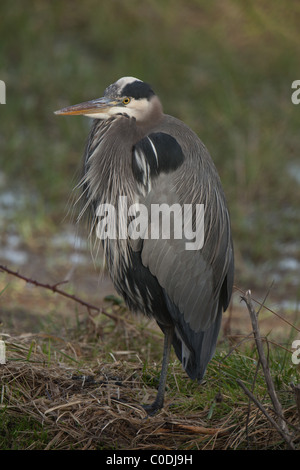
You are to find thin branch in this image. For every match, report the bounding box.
[0,264,118,322]
[241,289,295,448]
[234,285,300,333]
[237,379,295,450]
[290,383,300,425]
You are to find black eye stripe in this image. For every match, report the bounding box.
[122,81,155,100]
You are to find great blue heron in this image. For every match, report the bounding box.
[55,76,234,415]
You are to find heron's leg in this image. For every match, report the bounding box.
[143,325,174,416]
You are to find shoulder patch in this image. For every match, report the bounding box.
[132,132,184,189]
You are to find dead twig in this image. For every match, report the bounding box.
[234,285,300,333]
[236,379,295,450]
[0,264,118,322]
[241,289,295,450]
[153,422,233,436]
[290,383,300,425]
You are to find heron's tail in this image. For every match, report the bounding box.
[174,309,222,381]
[161,294,222,381]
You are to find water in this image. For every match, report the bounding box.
[0,175,90,269]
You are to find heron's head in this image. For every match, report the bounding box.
[54,77,163,125]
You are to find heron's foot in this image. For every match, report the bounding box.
[142,400,164,416]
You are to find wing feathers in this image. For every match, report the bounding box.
[130,124,234,379]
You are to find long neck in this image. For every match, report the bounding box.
[83,118,139,207]
[76,99,163,270]
[81,95,163,210]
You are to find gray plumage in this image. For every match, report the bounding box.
[55,76,234,414]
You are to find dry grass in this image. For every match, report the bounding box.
[1,268,299,450]
[1,326,300,450]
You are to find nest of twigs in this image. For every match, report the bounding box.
[1,332,299,450]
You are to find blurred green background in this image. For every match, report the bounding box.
[1,0,300,304]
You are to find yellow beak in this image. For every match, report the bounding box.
[54,97,119,116]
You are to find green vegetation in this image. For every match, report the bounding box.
[0,410,49,450]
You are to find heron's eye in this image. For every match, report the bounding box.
[122,97,131,105]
